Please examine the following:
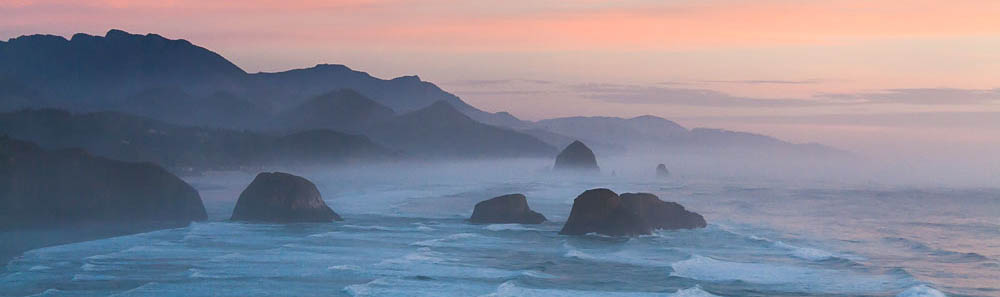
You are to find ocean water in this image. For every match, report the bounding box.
[1,160,998,297]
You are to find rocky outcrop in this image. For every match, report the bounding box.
[230,172,342,222]
[553,140,599,172]
[559,188,705,236]
[0,136,207,228]
[619,193,706,230]
[469,194,546,224]
[656,164,670,177]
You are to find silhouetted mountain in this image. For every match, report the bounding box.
[534,115,847,156]
[0,30,245,108]
[537,115,688,145]
[116,87,267,130]
[271,130,397,164]
[0,135,207,228]
[0,30,520,130]
[0,29,845,158]
[0,135,209,263]
[247,65,470,113]
[0,109,394,172]
[275,89,395,133]
[0,78,55,112]
[367,101,556,158]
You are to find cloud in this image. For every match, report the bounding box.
[573,83,820,106]
[698,79,826,85]
[818,88,1000,105]
[449,79,1000,108]
[444,79,553,87]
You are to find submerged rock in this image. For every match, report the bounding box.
[0,136,207,228]
[656,164,670,177]
[559,188,704,236]
[230,172,342,222]
[469,194,546,224]
[553,140,599,172]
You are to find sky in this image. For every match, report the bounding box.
[1,0,998,158]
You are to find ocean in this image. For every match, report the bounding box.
[1,159,997,297]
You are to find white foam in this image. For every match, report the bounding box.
[671,286,723,297]
[484,281,720,297]
[308,231,345,238]
[411,233,484,247]
[376,247,447,266]
[209,252,244,262]
[80,262,118,272]
[343,224,398,231]
[669,255,903,294]
[187,268,231,279]
[28,265,51,271]
[896,285,947,297]
[520,270,559,279]
[344,277,492,296]
[26,288,64,297]
[71,273,116,281]
[485,224,538,231]
[108,282,163,297]
[329,264,362,271]
[563,248,597,261]
[344,278,390,296]
[773,241,837,261]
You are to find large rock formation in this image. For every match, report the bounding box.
[0,136,207,228]
[619,193,706,230]
[230,172,342,222]
[469,194,546,224]
[553,140,599,172]
[559,189,705,236]
[656,164,670,177]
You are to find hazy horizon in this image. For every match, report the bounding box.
[3,0,998,161]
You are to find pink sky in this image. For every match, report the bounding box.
[2,0,998,156]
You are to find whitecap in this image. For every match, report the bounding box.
[80,263,111,272]
[108,282,162,297]
[520,270,558,279]
[563,248,597,261]
[669,255,905,294]
[28,265,51,271]
[773,241,837,261]
[411,233,484,247]
[71,273,116,281]
[329,264,363,271]
[671,286,723,297]
[485,224,537,231]
[308,231,344,238]
[376,247,447,266]
[344,277,501,296]
[187,268,231,279]
[483,281,719,297]
[343,224,398,231]
[209,252,244,262]
[26,288,65,297]
[896,285,947,297]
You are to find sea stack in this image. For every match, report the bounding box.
[656,164,670,177]
[230,172,342,222]
[469,194,546,224]
[554,140,599,172]
[559,188,705,236]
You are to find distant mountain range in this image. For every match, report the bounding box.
[0,109,396,171]
[0,29,848,167]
